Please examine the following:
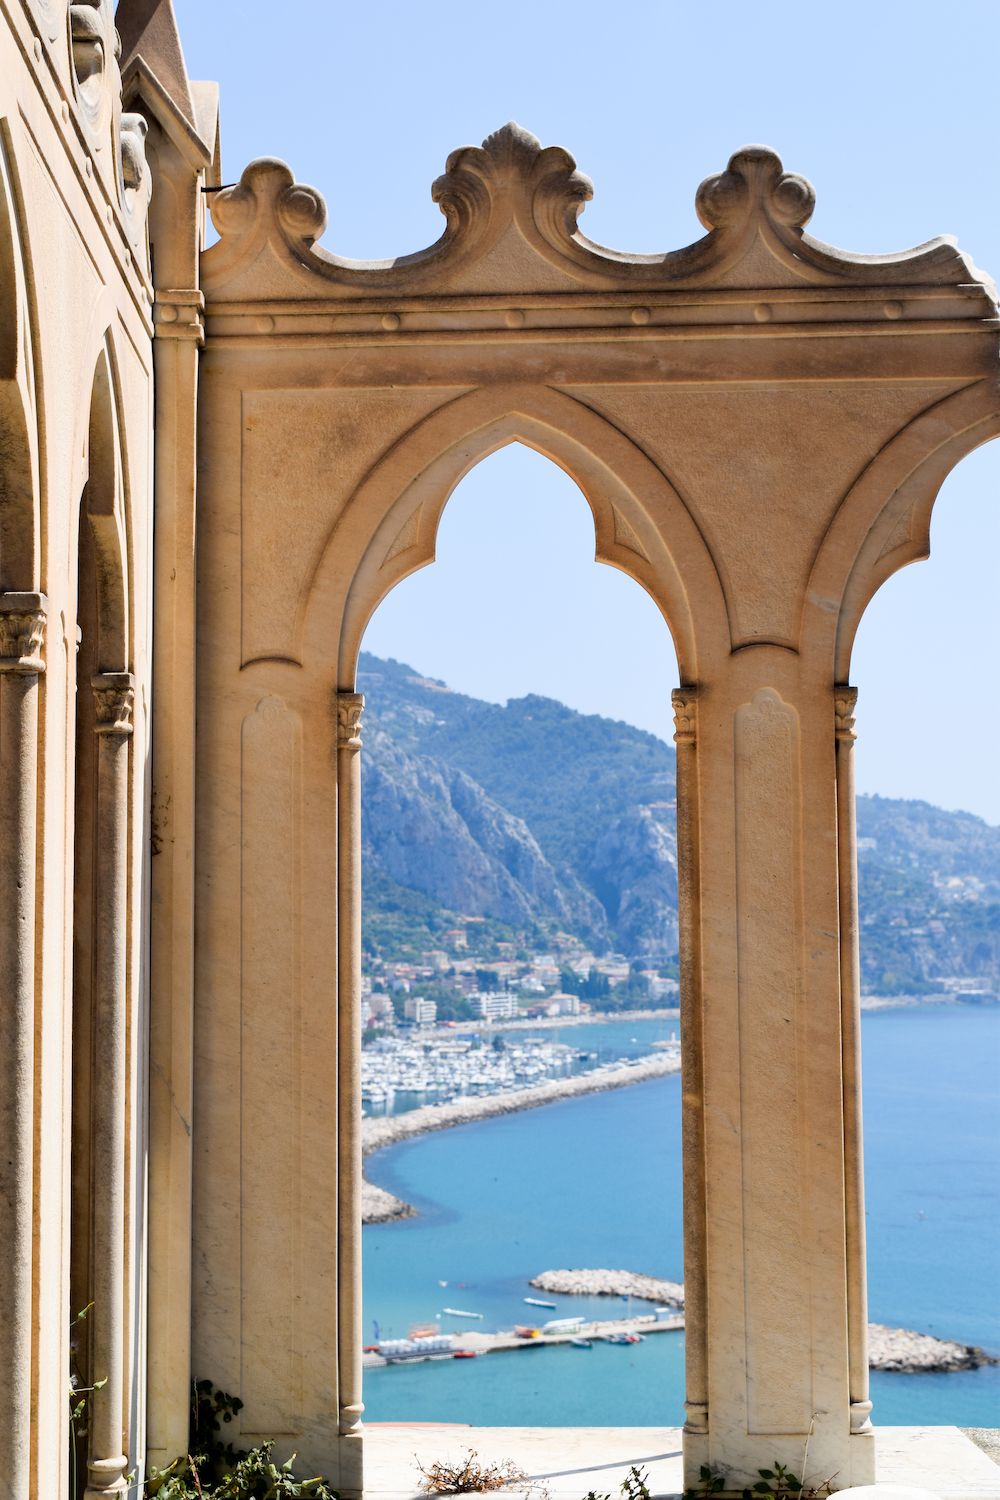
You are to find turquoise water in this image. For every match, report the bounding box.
[363,1006,1000,1426]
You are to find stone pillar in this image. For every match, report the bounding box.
[688,650,875,1493]
[336,693,365,1497]
[86,672,134,1500]
[672,688,709,1458]
[834,688,873,1447]
[0,593,46,1500]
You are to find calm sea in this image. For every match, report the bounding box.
[363,1006,1000,1427]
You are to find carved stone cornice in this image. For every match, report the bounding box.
[834,686,858,742]
[336,692,364,751]
[671,687,698,745]
[154,289,206,345]
[202,129,995,311]
[0,593,48,674]
[93,672,135,736]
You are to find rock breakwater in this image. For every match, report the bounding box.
[362,1052,682,1224]
[529,1269,996,1374]
[531,1268,685,1307]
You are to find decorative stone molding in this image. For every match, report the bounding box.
[834,686,859,741]
[0,593,48,674]
[203,128,992,307]
[336,693,364,751]
[93,671,135,736]
[683,1398,709,1436]
[338,1400,363,1437]
[154,289,206,344]
[671,687,698,745]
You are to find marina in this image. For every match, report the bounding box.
[363,1310,684,1368]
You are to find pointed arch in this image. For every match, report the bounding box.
[0,129,40,593]
[79,343,130,672]
[299,384,729,687]
[803,379,1000,679]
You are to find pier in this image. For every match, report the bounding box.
[362,1311,684,1368]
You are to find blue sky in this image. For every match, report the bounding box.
[171,0,1000,822]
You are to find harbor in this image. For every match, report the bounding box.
[363,1309,685,1368]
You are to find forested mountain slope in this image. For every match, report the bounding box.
[360,654,1000,994]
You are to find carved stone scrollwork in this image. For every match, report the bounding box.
[834,685,858,741]
[433,120,593,251]
[336,692,364,752]
[0,593,47,674]
[695,146,815,234]
[210,158,327,260]
[671,687,698,745]
[93,671,135,736]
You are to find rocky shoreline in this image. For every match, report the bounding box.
[529,1269,996,1374]
[361,1052,682,1224]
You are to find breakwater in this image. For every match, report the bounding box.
[361,1051,682,1224]
[529,1268,995,1374]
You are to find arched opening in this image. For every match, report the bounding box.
[69,350,133,1498]
[848,436,1000,1427]
[356,442,688,1427]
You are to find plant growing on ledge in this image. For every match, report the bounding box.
[144,1381,338,1499]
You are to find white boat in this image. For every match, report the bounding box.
[441,1307,484,1319]
[524,1297,557,1309]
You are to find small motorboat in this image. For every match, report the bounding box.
[453,1349,479,1359]
[441,1307,484,1319]
[569,1337,593,1349]
[524,1297,557,1309]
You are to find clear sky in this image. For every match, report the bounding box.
[170,0,1000,823]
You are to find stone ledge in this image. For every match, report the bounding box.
[362,1426,1000,1500]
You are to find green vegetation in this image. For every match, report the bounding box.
[144,1382,337,1499]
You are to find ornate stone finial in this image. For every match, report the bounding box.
[93,671,135,735]
[695,146,815,234]
[432,121,593,245]
[0,593,48,674]
[671,687,698,745]
[337,692,364,751]
[210,158,328,253]
[834,685,858,741]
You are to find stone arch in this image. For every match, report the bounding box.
[802,380,1000,680]
[78,341,130,672]
[299,384,729,688]
[0,131,40,592]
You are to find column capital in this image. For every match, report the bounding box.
[834,685,858,741]
[93,672,135,736]
[671,686,698,744]
[0,593,48,674]
[336,692,364,751]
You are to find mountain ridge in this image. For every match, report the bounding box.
[359,653,1000,994]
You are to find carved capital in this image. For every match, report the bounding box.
[93,672,135,736]
[0,593,48,674]
[671,687,698,745]
[154,288,206,345]
[337,692,364,751]
[834,685,858,742]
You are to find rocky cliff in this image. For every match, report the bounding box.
[360,653,1000,992]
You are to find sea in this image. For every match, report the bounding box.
[362,1005,1000,1428]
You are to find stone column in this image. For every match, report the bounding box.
[86,672,134,1500]
[689,650,875,1492]
[835,687,873,1445]
[336,693,365,1497]
[0,593,46,1500]
[672,688,709,1459]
